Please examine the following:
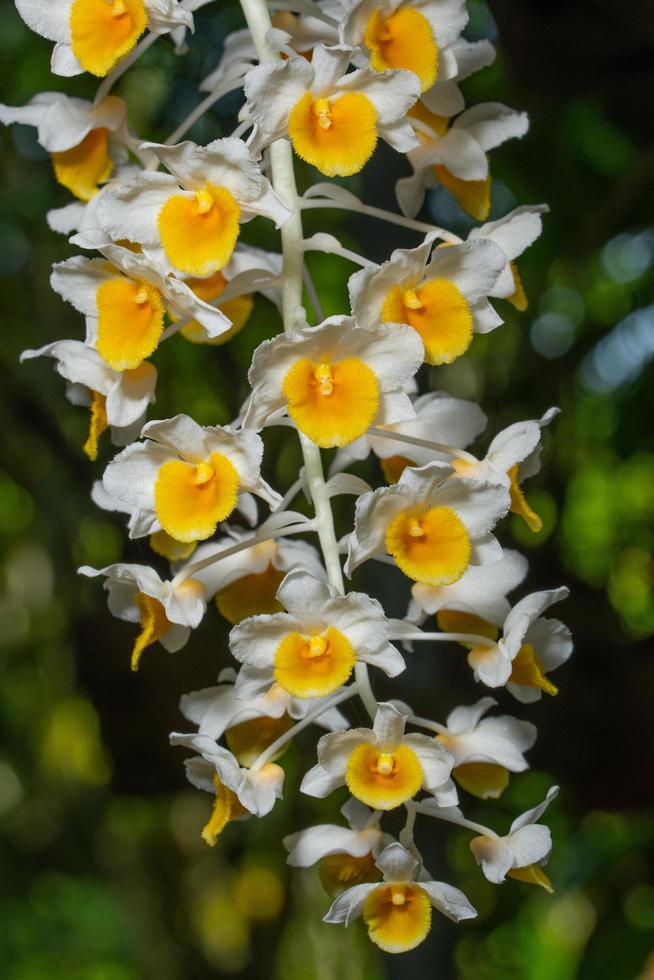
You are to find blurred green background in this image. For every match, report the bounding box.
[1,0,653,976]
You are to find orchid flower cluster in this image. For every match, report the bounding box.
[6,0,572,955]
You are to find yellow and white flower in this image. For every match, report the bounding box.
[229,569,406,700]
[0,92,144,202]
[243,315,423,448]
[397,101,529,220]
[102,414,281,542]
[450,408,559,532]
[331,390,487,482]
[348,237,506,365]
[79,561,206,669]
[434,696,536,800]
[468,785,559,892]
[170,731,285,843]
[324,841,476,952]
[15,0,193,77]
[187,532,324,624]
[174,244,282,346]
[409,548,528,626]
[21,339,157,460]
[302,702,455,809]
[340,0,468,94]
[94,138,290,277]
[345,461,509,585]
[467,587,572,695]
[244,44,420,177]
[181,667,349,751]
[285,798,389,895]
[468,205,548,311]
[50,243,234,370]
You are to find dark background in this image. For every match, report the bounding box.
[1,0,653,976]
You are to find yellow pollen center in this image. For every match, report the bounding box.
[306,635,329,659]
[313,98,332,130]
[402,288,423,310]
[407,518,425,538]
[193,461,215,486]
[111,0,126,14]
[133,287,149,304]
[196,187,215,214]
[390,885,407,906]
[314,362,334,394]
[374,752,396,776]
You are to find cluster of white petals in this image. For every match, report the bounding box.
[10,0,570,955]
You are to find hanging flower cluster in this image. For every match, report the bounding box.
[7,0,572,955]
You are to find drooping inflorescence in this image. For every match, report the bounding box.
[6,0,572,955]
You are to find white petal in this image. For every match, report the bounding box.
[420,880,477,921]
[510,785,559,833]
[372,702,406,747]
[276,568,334,619]
[508,824,552,867]
[375,841,419,883]
[323,882,377,925]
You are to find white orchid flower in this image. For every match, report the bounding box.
[200,12,338,95]
[331,389,486,480]
[0,92,146,202]
[469,785,559,893]
[181,666,348,746]
[345,461,509,584]
[435,696,536,799]
[348,237,506,365]
[340,0,468,94]
[173,244,282,346]
[102,414,281,543]
[170,731,284,844]
[244,44,420,177]
[451,408,559,532]
[15,0,193,78]
[302,702,455,810]
[242,315,423,449]
[229,569,405,700]
[468,205,548,310]
[50,244,233,371]
[93,138,290,278]
[79,561,206,670]
[45,161,142,236]
[187,532,324,624]
[397,101,529,220]
[21,339,157,459]
[179,667,346,771]
[324,841,476,952]
[467,587,572,695]
[409,548,528,625]
[284,797,391,894]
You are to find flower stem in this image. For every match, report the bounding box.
[240,0,377,719]
[250,684,359,771]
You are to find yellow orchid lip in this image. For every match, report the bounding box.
[274,627,356,698]
[364,6,438,92]
[154,451,240,543]
[282,355,380,448]
[363,882,432,953]
[381,278,473,366]
[157,183,241,276]
[345,742,423,810]
[385,505,471,585]
[288,90,378,177]
[69,0,147,77]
